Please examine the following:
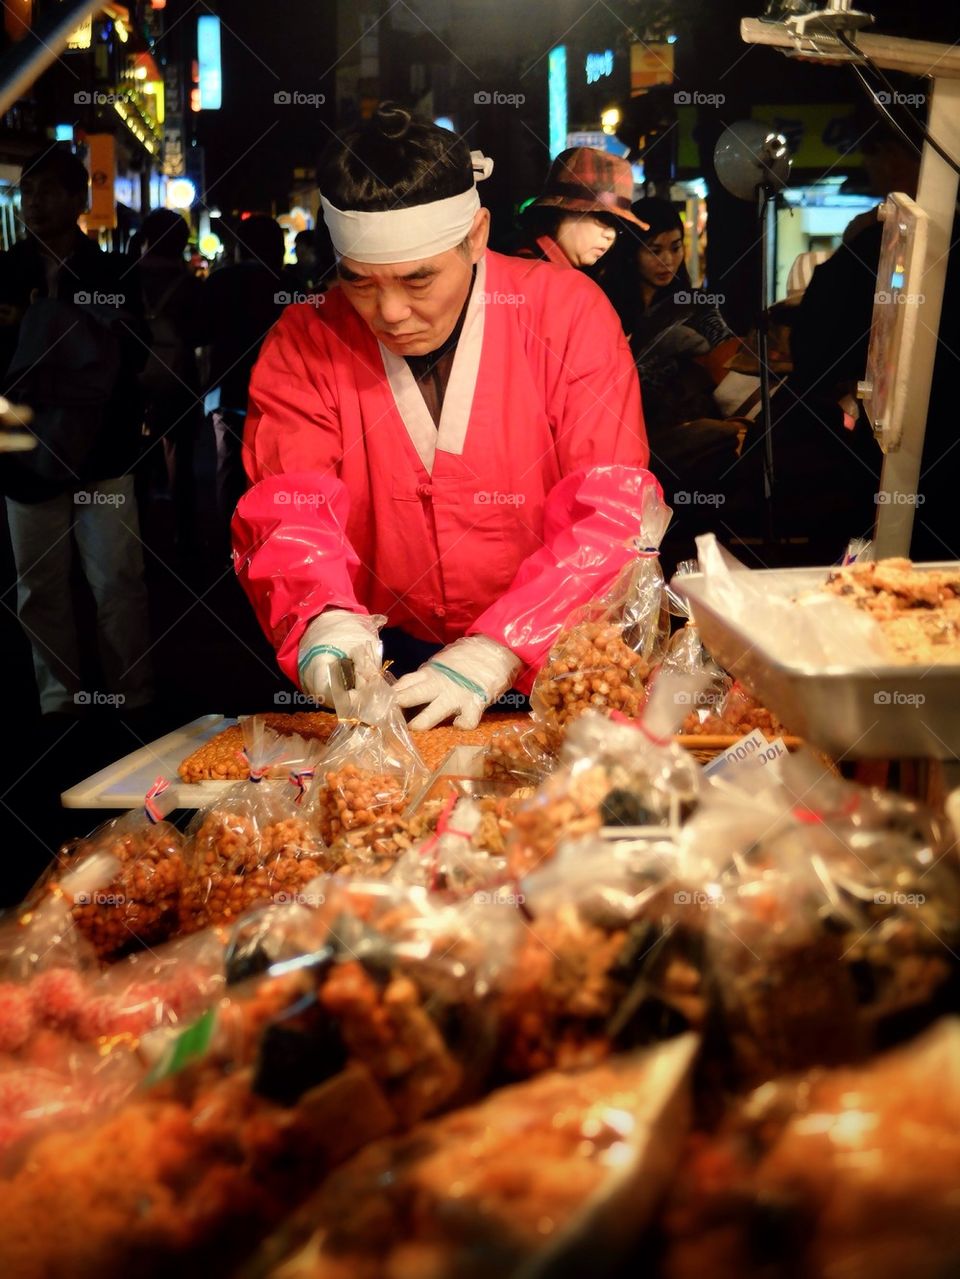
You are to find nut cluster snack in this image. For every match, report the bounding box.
[180,810,323,931]
[51,824,185,960]
[482,723,559,785]
[823,557,960,663]
[534,621,649,729]
[313,765,409,846]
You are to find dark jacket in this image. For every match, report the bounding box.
[139,254,209,429]
[205,261,285,413]
[0,232,148,502]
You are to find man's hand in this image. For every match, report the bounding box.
[297,609,385,707]
[393,635,521,730]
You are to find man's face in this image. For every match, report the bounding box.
[337,208,489,357]
[554,213,618,268]
[19,174,85,242]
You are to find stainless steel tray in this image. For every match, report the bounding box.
[678,563,960,760]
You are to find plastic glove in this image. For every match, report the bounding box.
[392,635,521,730]
[297,609,385,707]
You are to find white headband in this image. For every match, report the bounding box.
[321,150,493,265]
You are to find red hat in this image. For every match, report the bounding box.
[529,147,649,228]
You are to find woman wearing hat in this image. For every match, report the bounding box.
[510,147,647,271]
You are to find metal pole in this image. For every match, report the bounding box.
[757,182,777,557]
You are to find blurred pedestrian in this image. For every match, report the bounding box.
[281,228,318,297]
[138,207,208,557]
[0,146,154,716]
[205,214,285,547]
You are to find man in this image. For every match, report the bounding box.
[0,146,153,717]
[233,105,653,729]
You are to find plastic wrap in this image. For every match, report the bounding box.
[530,486,672,731]
[482,719,561,786]
[304,678,428,846]
[662,1019,960,1279]
[31,779,184,960]
[250,1035,697,1279]
[181,718,329,931]
[388,795,512,896]
[509,681,703,877]
[682,751,960,1085]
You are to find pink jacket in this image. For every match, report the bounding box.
[233,248,655,691]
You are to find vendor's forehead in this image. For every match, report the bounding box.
[337,249,459,281]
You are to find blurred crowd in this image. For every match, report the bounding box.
[0,117,931,725]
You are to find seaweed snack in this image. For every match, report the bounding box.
[531,487,672,732]
[31,779,184,961]
[304,678,428,845]
[181,719,328,931]
[509,679,703,876]
[661,1019,960,1279]
[251,1035,697,1279]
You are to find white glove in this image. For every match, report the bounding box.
[297,609,385,707]
[393,635,521,730]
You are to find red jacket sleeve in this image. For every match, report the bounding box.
[232,307,365,684]
[468,464,662,692]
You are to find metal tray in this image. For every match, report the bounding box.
[60,714,238,809]
[678,563,960,760]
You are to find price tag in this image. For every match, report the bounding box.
[758,736,788,766]
[703,728,770,778]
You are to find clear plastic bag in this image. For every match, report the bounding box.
[662,1019,960,1279]
[531,486,672,732]
[304,677,428,846]
[30,778,185,960]
[181,718,329,931]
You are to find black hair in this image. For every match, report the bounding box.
[141,207,189,259]
[21,145,88,201]
[318,102,473,211]
[233,213,285,274]
[628,197,684,242]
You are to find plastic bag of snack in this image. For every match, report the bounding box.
[181,718,329,931]
[662,1019,960,1279]
[250,1034,698,1279]
[531,486,672,732]
[27,779,184,961]
[509,675,705,876]
[387,795,511,897]
[482,718,560,786]
[304,677,428,846]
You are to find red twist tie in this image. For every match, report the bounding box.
[144,777,169,824]
[289,768,314,805]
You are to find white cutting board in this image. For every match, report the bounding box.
[60,714,238,810]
